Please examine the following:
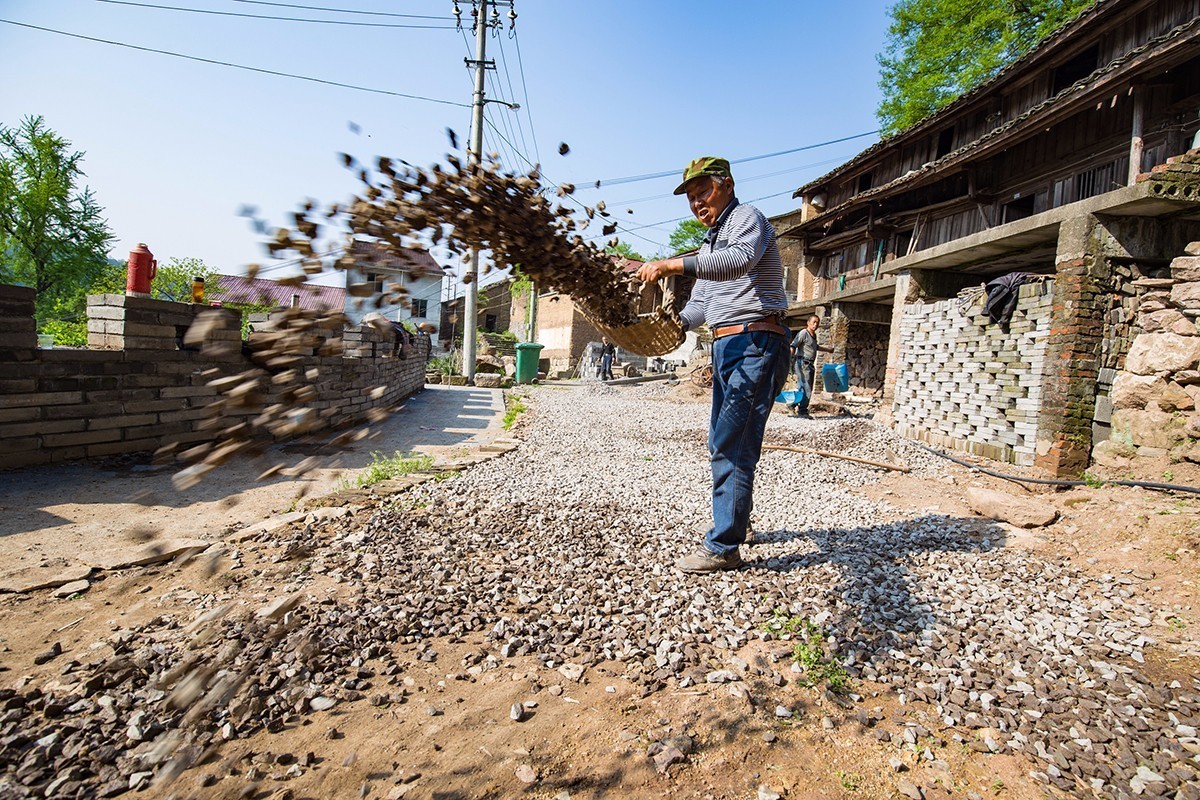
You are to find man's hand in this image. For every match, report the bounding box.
[636,258,684,283]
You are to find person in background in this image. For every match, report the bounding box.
[598,336,616,381]
[789,314,832,418]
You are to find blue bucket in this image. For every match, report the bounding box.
[822,363,849,393]
[775,387,807,405]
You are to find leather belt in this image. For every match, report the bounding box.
[711,315,789,341]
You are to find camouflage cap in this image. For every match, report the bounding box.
[672,156,733,195]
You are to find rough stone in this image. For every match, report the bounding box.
[1111,408,1189,450]
[53,580,90,598]
[473,373,503,389]
[966,487,1057,528]
[85,538,212,570]
[1159,382,1195,412]
[1111,373,1166,410]
[1171,281,1200,309]
[1138,308,1187,332]
[1091,439,1135,469]
[1126,333,1200,375]
[0,564,93,594]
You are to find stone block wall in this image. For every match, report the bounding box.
[0,287,428,469]
[1093,245,1200,467]
[846,323,889,397]
[893,281,1053,465]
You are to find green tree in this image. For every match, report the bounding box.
[605,240,646,262]
[667,219,707,255]
[151,256,223,303]
[876,0,1091,134]
[0,115,114,321]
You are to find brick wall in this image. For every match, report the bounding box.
[893,281,1053,465]
[0,287,428,469]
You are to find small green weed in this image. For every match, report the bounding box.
[1080,472,1105,489]
[836,771,861,791]
[503,394,528,431]
[1164,470,1175,482]
[354,450,434,487]
[762,609,851,693]
[1165,552,1179,562]
[1168,616,1187,630]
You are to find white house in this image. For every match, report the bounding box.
[343,241,449,346]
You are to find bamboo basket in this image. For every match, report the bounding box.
[577,308,685,357]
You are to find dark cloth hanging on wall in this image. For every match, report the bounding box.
[984,272,1035,325]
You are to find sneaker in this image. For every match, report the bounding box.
[675,546,743,573]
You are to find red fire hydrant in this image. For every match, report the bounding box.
[126,243,157,296]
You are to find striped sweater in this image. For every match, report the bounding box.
[678,199,787,332]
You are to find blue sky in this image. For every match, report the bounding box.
[0,0,890,287]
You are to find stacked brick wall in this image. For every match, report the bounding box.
[0,288,428,469]
[893,281,1053,465]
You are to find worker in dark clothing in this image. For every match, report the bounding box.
[598,336,616,381]
[789,314,832,418]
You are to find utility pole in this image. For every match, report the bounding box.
[461,0,489,382]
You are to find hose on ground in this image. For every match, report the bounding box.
[912,442,1200,496]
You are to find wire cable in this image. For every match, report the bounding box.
[575,130,882,188]
[482,116,663,250]
[493,31,532,163]
[96,0,456,28]
[914,442,1200,496]
[231,0,451,20]
[510,25,541,165]
[0,19,470,107]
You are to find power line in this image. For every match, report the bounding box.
[493,31,532,163]
[608,154,855,208]
[0,19,470,107]
[574,130,881,188]
[96,0,456,29]
[510,26,541,165]
[231,0,451,20]
[483,118,665,251]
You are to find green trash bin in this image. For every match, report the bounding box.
[514,341,544,384]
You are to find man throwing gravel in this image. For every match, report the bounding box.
[637,157,790,573]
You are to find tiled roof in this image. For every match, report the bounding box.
[793,0,1119,198]
[790,13,1200,232]
[349,240,447,278]
[214,274,347,310]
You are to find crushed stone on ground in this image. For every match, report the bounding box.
[0,385,1196,799]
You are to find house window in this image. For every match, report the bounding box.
[1003,194,1036,223]
[1051,45,1099,95]
[894,228,914,259]
[935,127,954,159]
[484,314,497,332]
[856,171,874,193]
[411,298,428,317]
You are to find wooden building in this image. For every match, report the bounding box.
[779,0,1200,474]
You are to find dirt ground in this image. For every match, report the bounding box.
[1,394,1198,800]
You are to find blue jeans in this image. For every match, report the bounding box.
[704,330,791,556]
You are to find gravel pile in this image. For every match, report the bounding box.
[1,386,1196,799]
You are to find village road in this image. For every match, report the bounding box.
[0,383,505,585]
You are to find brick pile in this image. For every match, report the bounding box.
[0,288,429,469]
[0,285,37,360]
[893,281,1052,465]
